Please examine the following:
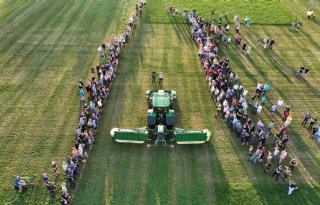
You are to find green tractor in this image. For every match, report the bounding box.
[110,90,211,145]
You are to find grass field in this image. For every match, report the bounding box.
[0,0,137,204]
[1,0,319,204]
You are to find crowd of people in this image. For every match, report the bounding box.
[14,2,146,204]
[183,8,299,195]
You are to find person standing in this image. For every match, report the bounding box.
[159,72,164,85]
[272,165,283,181]
[262,83,270,96]
[266,120,274,133]
[279,149,288,164]
[62,162,68,175]
[276,98,283,111]
[52,161,60,177]
[211,9,214,20]
[282,166,291,182]
[289,159,297,171]
[266,151,273,162]
[261,96,267,106]
[308,116,317,129]
[302,112,310,126]
[272,146,280,161]
[252,100,260,114]
[283,106,290,121]
[269,104,277,117]
[256,104,263,116]
[151,70,156,84]
[250,148,261,164]
[43,173,49,184]
[264,161,272,174]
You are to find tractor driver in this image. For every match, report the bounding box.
[158,113,165,124]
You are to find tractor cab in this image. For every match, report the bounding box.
[147,90,175,129]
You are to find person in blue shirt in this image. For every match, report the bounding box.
[14,176,26,192]
[232,118,238,130]
[79,88,84,97]
[43,173,49,184]
[261,96,267,106]
[262,83,270,96]
[302,112,310,126]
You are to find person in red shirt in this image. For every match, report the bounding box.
[232,98,237,106]
[259,147,267,163]
[283,106,290,121]
[278,124,287,135]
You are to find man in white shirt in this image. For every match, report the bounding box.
[97,46,102,57]
[159,72,164,85]
[242,89,248,98]
[256,82,261,90]
[276,99,283,111]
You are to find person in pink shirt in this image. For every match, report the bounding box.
[279,149,288,164]
[72,147,78,158]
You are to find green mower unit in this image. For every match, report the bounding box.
[110,90,211,145]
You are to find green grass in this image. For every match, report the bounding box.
[1,0,320,204]
[0,0,138,204]
[148,0,296,25]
